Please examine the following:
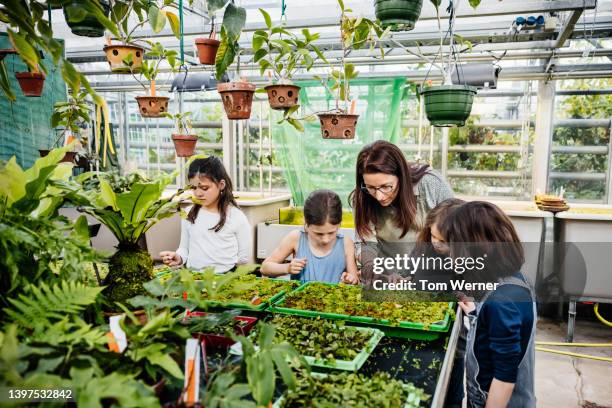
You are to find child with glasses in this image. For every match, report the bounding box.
[261,189,359,284]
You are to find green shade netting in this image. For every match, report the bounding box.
[271,77,406,206]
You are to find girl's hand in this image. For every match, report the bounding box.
[341,271,359,285]
[287,258,307,275]
[458,300,476,314]
[159,251,182,267]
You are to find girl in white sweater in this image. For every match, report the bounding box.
[160,157,252,273]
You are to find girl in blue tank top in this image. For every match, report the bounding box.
[261,190,359,284]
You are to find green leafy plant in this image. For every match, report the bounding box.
[255,316,373,364]
[107,0,181,46]
[162,111,193,135]
[213,2,247,79]
[133,41,180,95]
[279,371,427,408]
[68,171,182,307]
[282,283,450,326]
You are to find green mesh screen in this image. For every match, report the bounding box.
[0,34,67,168]
[271,77,406,206]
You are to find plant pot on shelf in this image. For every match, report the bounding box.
[172,134,198,157]
[264,84,300,110]
[317,113,359,140]
[103,44,144,73]
[135,96,169,118]
[420,85,477,127]
[375,0,424,31]
[63,0,110,37]
[217,82,256,120]
[39,149,77,163]
[15,72,46,97]
[195,38,220,65]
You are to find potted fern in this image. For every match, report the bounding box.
[316,0,388,139]
[214,2,256,120]
[252,8,326,112]
[134,42,179,118]
[104,0,180,73]
[417,0,480,127]
[164,111,197,157]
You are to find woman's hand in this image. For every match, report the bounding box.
[287,258,307,275]
[458,300,476,314]
[341,271,360,285]
[159,251,182,267]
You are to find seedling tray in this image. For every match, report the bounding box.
[269,282,453,340]
[185,311,258,350]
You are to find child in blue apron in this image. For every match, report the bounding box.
[441,201,536,408]
[261,189,359,284]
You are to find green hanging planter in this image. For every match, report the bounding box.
[420,85,477,127]
[375,0,424,31]
[63,0,110,38]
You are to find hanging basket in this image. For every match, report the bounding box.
[375,0,424,31]
[135,96,170,118]
[420,85,477,127]
[217,82,256,120]
[264,84,300,110]
[39,149,77,163]
[15,72,46,97]
[63,0,110,37]
[172,134,198,157]
[317,113,359,140]
[195,38,220,65]
[103,44,144,73]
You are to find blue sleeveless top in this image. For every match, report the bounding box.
[292,231,346,283]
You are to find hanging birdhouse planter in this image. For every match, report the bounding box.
[15,71,46,97]
[264,84,300,110]
[63,0,111,37]
[375,0,424,31]
[318,113,360,140]
[133,43,179,117]
[103,44,144,73]
[420,85,477,127]
[135,95,169,117]
[217,81,256,120]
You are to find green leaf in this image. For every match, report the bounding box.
[148,5,166,33]
[222,3,247,39]
[252,32,266,51]
[469,0,481,8]
[253,48,268,63]
[207,0,228,14]
[0,61,16,101]
[286,118,304,132]
[165,10,181,38]
[8,29,39,70]
[259,8,272,29]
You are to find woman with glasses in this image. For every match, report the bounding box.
[350,140,453,284]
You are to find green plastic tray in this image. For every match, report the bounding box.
[269,282,453,340]
[303,327,384,371]
[272,372,425,408]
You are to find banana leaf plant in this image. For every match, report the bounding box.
[68,171,183,307]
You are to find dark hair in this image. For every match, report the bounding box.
[349,140,430,239]
[440,201,525,277]
[186,156,238,232]
[304,189,342,226]
[417,198,465,243]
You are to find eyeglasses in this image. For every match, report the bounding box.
[360,183,396,196]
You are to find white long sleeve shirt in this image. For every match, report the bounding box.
[175,205,252,273]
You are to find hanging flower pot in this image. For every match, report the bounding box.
[195,38,220,65]
[103,44,144,73]
[420,85,477,127]
[63,0,110,37]
[15,71,46,97]
[264,84,300,110]
[172,134,198,157]
[135,96,169,118]
[375,0,424,31]
[38,149,77,163]
[217,82,256,120]
[317,113,359,139]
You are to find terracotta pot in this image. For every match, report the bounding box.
[195,38,220,65]
[135,96,169,118]
[217,82,256,120]
[317,113,359,139]
[264,84,300,110]
[38,149,76,163]
[172,134,198,157]
[103,44,144,73]
[15,72,45,97]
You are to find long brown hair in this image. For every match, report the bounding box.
[187,156,238,232]
[350,140,430,239]
[417,198,465,243]
[304,189,343,226]
[440,201,524,277]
